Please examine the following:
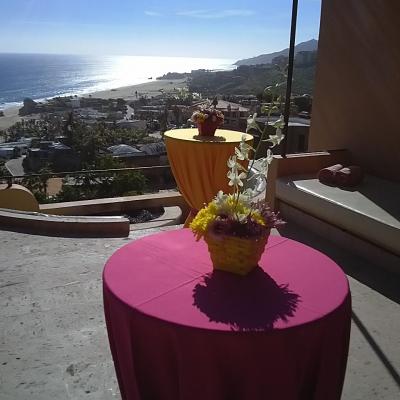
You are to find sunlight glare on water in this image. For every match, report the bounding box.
[92,55,235,91]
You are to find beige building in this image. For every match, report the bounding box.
[217,100,250,131]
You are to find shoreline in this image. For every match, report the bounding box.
[0,78,188,131]
[83,78,188,100]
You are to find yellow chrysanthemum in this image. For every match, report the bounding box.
[190,194,268,239]
[251,210,265,226]
[190,202,218,240]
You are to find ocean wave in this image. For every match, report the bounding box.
[0,101,23,111]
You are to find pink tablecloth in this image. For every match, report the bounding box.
[103,229,351,400]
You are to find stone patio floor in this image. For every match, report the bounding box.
[0,224,399,399]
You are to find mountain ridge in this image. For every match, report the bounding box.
[235,39,318,66]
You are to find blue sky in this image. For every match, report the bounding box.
[0,0,321,59]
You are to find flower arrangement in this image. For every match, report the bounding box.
[190,132,285,241]
[190,192,283,241]
[191,103,224,136]
[190,114,286,275]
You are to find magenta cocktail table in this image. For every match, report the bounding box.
[103,229,351,400]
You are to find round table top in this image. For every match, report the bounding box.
[103,229,349,332]
[164,128,253,143]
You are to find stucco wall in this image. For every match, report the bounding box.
[0,184,39,212]
[309,0,400,181]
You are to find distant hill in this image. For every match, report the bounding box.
[235,39,318,66]
[188,57,317,96]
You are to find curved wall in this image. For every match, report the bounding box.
[0,184,40,212]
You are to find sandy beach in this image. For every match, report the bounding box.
[0,106,24,132]
[0,78,188,131]
[84,78,188,100]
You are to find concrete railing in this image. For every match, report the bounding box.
[0,161,191,237]
[0,188,189,237]
[40,191,189,220]
[0,208,130,237]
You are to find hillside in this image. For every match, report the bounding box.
[188,56,317,96]
[235,39,318,66]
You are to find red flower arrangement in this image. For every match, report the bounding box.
[191,104,224,136]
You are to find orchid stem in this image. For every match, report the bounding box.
[248,112,270,172]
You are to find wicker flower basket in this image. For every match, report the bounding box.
[204,233,269,276]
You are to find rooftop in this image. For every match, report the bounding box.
[107,144,143,156]
[215,100,250,112]
[1,223,399,399]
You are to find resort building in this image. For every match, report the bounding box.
[217,100,250,131]
[24,141,79,171]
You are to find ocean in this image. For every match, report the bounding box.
[0,53,235,110]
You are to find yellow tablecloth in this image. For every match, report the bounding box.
[164,129,253,225]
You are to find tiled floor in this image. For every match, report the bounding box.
[0,225,399,399]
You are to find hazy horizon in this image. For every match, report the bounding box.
[0,37,318,60]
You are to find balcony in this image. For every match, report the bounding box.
[1,148,399,400]
[1,216,399,399]
[1,1,400,397]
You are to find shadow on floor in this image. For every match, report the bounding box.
[352,311,400,389]
[277,224,400,305]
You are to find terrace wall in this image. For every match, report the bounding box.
[309,0,400,182]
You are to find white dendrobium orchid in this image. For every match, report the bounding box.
[228,107,284,196]
[273,115,285,129]
[246,113,262,133]
[227,155,237,170]
[227,155,245,172]
[235,147,246,161]
[227,170,247,187]
[259,151,274,176]
[267,132,284,147]
[214,190,228,207]
[235,136,254,160]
